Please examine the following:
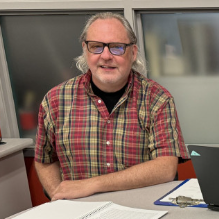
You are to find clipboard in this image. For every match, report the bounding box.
[154,179,208,208]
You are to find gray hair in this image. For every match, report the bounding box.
[75,12,146,75]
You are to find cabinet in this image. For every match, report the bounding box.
[0,138,33,219]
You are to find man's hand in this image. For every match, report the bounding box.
[51,178,98,201]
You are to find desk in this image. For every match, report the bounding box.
[7,180,219,219]
[78,181,218,219]
[0,138,33,219]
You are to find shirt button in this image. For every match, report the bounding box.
[107,120,110,124]
[106,163,111,167]
[98,99,102,104]
[106,141,110,145]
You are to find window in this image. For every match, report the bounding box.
[0,12,123,139]
[139,11,219,144]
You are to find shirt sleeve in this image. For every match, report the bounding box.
[148,97,189,161]
[35,95,59,163]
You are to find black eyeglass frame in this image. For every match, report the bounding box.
[84,41,134,56]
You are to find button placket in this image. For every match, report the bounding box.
[105,117,113,170]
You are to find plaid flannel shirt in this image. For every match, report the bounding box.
[35,71,189,180]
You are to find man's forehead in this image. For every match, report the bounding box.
[86,18,129,41]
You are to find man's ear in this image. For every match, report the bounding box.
[82,42,86,51]
[132,44,138,62]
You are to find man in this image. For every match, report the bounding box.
[35,12,189,201]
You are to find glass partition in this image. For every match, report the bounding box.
[140,12,219,144]
[0,12,122,139]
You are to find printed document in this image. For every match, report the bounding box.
[12,200,167,219]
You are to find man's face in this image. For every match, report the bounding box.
[83,18,137,92]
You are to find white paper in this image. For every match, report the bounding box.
[12,200,167,219]
[161,178,206,204]
[13,200,109,219]
[88,203,167,219]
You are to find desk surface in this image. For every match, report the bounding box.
[0,138,34,158]
[8,181,219,219]
[76,181,218,219]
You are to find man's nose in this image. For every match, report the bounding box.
[100,46,113,59]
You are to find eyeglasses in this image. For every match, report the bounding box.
[85,41,134,56]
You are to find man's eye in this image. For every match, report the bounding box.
[111,44,124,49]
[90,44,102,49]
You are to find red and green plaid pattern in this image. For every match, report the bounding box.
[35,71,189,180]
